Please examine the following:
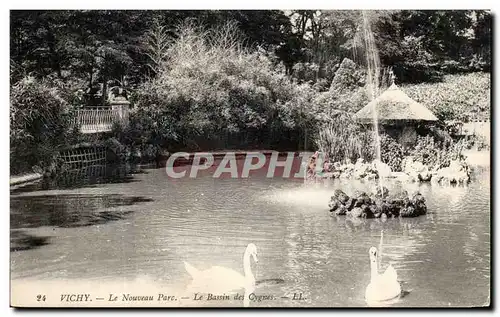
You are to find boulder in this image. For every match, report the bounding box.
[411,192,426,204]
[332,189,349,203]
[418,168,432,182]
[335,205,348,216]
[369,204,380,215]
[389,205,401,217]
[380,201,392,215]
[433,159,470,184]
[348,207,363,218]
[372,186,390,199]
[360,204,373,218]
[400,206,414,217]
[354,192,371,207]
[353,159,369,179]
[345,197,356,211]
[403,196,411,208]
[328,199,339,212]
[411,192,427,216]
[403,157,433,182]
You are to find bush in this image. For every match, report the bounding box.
[315,112,374,163]
[132,22,318,151]
[329,58,366,93]
[310,58,369,116]
[292,62,320,84]
[407,135,466,169]
[103,136,128,163]
[10,77,77,174]
[379,133,404,172]
[402,72,490,122]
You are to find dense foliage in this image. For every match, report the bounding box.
[287,10,491,84]
[10,77,79,174]
[315,112,374,163]
[9,10,491,173]
[127,23,318,152]
[407,135,467,169]
[379,134,404,172]
[402,72,490,122]
[11,10,491,90]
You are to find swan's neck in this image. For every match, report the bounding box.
[370,259,378,283]
[243,250,254,283]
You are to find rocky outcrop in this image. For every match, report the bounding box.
[328,187,427,218]
[308,156,392,181]
[402,157,470,185]
[403,157,432,182]
[307,152,470,185]
[432,159,470,185]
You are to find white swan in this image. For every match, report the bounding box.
[184,243,258,295]
[365,246,401,303]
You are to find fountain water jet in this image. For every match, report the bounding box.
[360,11,383,190]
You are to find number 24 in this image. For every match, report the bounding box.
[36,295,46,302]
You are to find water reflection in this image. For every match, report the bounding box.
[10,166,490,307]
[11,194,153,229]
[11,164,147,194]
[11,231,50,252]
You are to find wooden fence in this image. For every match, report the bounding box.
[58,145,107,168]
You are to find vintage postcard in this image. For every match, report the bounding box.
[10,9,491,308]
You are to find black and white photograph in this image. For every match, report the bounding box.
[9,8,491,308]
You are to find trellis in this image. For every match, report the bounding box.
[58,145,107,168]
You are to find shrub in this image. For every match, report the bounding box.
[402,72,490,122]
[379,133,404,172]
[103,136,128,163]
[310,58,369,115]
[407,135,466,169]
[329,58,366,93]
[132,22,318,151]
[292,62,320,84]
[315,112,374,163]
[10,77,77,174]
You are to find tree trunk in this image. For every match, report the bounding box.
[304,127,308,151]
[88,70,93,90]
[101,74,108,106]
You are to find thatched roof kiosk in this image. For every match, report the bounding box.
[354,83,438,124]
[354,83,439,147]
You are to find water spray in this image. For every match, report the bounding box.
[361,10,383,194]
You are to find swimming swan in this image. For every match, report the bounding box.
[184,243,258,294]
[365,246,401,303]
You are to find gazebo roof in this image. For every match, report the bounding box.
[354,83,438,123]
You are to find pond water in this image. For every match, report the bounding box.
[10,163,490,307]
